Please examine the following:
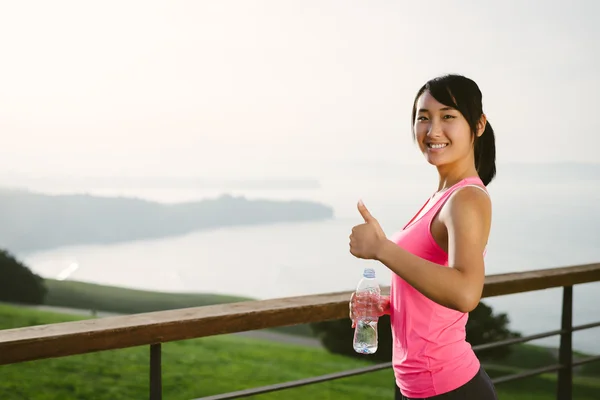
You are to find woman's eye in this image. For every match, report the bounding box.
[443,115,456,119]
[417,116,428,121]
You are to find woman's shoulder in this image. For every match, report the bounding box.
[440,181,492,226]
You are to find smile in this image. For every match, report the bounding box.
[427,143,448,149]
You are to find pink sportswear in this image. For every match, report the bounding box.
[388,176,488,398]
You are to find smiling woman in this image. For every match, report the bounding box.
[349,75,498,400]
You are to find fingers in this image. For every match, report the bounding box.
[348,224,364,244]
[349,293,356,328]
[348,227,359,256]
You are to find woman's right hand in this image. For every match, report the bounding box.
[349,293,390,328]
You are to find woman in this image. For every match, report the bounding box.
[349,74,499,399]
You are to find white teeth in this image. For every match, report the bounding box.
[429,143,448,149]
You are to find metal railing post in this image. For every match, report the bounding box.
[150,343,162,400]
[557,285,573,400]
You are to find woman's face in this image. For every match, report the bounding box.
[413,90,474,168]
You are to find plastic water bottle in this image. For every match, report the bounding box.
[352,267,381,354]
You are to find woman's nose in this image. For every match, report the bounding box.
[427,119,442,137]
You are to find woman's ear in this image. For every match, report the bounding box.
[476,114,487,137]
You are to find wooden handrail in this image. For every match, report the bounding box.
[0,262,599,366]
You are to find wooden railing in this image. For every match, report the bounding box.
[1,262,600,400]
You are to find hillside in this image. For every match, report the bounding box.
[0,188,334,253]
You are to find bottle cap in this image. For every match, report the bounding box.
[363,268,376,278]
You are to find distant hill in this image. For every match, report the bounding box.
[0,189,334,253]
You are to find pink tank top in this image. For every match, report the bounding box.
[389,176,487,398]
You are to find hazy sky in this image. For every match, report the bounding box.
[1,0,598,179]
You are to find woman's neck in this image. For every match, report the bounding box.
[435,160,479,192]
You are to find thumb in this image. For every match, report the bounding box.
[357,200,376,223]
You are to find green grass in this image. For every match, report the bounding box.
[43,278,252,314]
[43,278,314,336]
[575,349,600,377]
[1,305,600,400]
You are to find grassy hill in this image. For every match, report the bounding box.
[1,304,599,400]
[43,278,252,314]
[42,278,313,336]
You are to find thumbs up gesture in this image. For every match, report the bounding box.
[349,200,388,260]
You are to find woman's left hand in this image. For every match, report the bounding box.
[349,200,388,260]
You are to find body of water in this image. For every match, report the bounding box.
[17,171,600,354]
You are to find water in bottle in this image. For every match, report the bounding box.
[352,267,381,354]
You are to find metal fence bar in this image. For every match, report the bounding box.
[572,355,600,367]
[472,320,600,353]
[557,286,573,400]
[194,362,392,400]
[492,363,564,385]
[150,343,162,400]
[572,320,600,332]
[491,355,600,386]
[473,328,565,352]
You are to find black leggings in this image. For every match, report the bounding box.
[394,367,498,400]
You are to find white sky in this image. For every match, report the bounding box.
[0,0,598,179]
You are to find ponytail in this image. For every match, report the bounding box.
[473,120,496,186]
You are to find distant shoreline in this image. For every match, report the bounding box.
[0,188,334,253]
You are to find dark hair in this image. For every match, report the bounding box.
[411,74,496,186]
